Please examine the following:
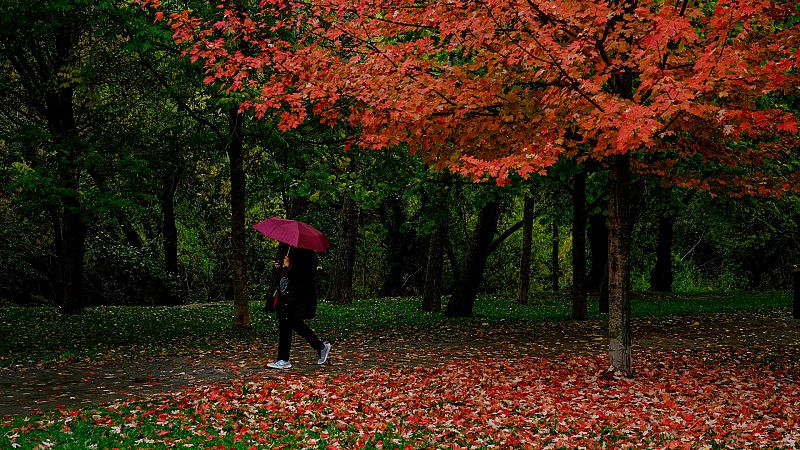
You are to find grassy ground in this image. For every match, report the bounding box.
[0,291,790,368]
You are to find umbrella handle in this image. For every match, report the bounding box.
[283,247,291,268]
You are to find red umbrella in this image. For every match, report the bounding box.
[253,217,331,252]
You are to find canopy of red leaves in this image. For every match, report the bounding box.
[143,0,799,194]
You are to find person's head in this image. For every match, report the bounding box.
[289,247,317,270]
[274,242,289,262]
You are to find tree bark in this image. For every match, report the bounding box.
[572,171,588,320]
[516,194,535,305]
[607,154,633,376]
[227,108,250,329]
[650,214,675,292]
[445,198,501,317]
[327,196,358,304]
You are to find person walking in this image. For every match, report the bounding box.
[267,244,331,369]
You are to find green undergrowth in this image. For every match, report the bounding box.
[0,291,790,367]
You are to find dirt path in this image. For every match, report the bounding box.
[1,310,798,417]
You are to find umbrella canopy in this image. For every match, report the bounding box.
[253,217,330,252]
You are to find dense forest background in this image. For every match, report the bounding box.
[2,1,799,313]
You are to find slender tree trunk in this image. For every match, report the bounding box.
[446,198,501,317]
[572,171,587,320]
[588,213,610,313]
[516,194,535,305]
[598,270,609,314]
[422,173,450,311]
[650,214,675,292]
[422,222,446,312]
[607,154,633,376]
[551,204,560,292]
[588,213,608,291]
[227,108,250,329]
[161,169,179,274]
[327,196,358,304]
[87,171,144,249]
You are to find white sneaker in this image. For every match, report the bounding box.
[267,360,292,369]
[317,343,331,365]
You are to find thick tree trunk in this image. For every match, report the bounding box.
[227,108,250,329]
[445,199,501,317]
[551,209,560,292]
[572,171,588,320]
[45,27,86,315]
[60,185,87,315]
[379,194,407,297]
[650,214,675,292]
[516,194,535,305]
[327,196,358,304]
[48,206,65,305]
[607,155,633,376]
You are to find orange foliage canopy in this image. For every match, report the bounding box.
[144,0,799,194]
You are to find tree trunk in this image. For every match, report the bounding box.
[327,196,358,304]
[161,169,179,274]
[445,198,501,317]
[588,213,609,314]
[572,171,587,320]
[607,154,633,376]
[422,222,446,312]
[48,206,65,305]
[45,27,86,315]
[379,194,407,297]
[227,108,250,329]
[650,214,675,292]
[60,180,87,315]
[422,174,450,311]
[588,213,608,292]
[551,206,560,292]
[516,194,535,305]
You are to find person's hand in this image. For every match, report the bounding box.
[273,260,281,269]
[283,255,291,268]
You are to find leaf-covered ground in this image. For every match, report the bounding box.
[2,349,798,449]
[2,304,799,448]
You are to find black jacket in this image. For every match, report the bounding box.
[274,246,318,320]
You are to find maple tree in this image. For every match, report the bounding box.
[143,0,800,374]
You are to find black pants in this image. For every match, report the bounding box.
[277,311,322,361]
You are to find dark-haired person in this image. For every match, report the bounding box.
[267,246,331,369]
